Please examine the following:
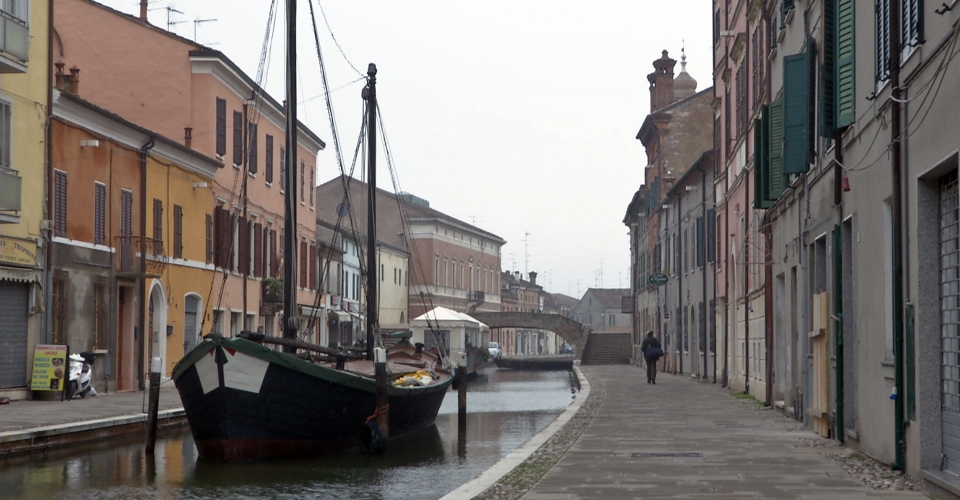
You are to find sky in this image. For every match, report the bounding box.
[99,0,713,297]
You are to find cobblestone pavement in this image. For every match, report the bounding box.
[472,365,933,500]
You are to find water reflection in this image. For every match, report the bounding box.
[3,368,576,500]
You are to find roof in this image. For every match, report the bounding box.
[662,150,714,201]
[549,292,580,310]
[315,175,506,251]
[586,288,631,310]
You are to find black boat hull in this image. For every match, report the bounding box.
[173,338,451,461]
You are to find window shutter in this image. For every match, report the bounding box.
[233,110,243,165]
[654,243,661,272]
[783,49,813,174]
[279,147,286,193]
[121,190,132,237]
[248,124,258,174]
[706,208,716,263]
[173,204,183,259]
[836,0,856,129]
[253,222,262,278]
[270,229,278,277]
[821,0,837,138]
[153,199,163,243]
[876,0,891,82]
[54,171,67,237]
[216,98,226,157]
[310,244,317,290]
[205,213,213,264]
[696,216,705,267]
[265,135,274,183]
[94,183,106,245]
[753,116,767,209]
[768,100,786,199]
[300,240,308,287]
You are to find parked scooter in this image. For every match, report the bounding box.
[68,352,97,399]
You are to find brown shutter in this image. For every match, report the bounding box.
[153,199,163,254]
[300,240,307,288]
[54,171,67,237]
[309,244,317,290]
[213,207,222,267]
[206,212,214,264]
[233,110,242,165]
[173,205,183,259]
[248,124,258,174]
[253,222,263,278]
[270,229,278,277]
[94,183,106,245]
[265,135,274,183]
[238,217,250,275]
[216,98,227,156]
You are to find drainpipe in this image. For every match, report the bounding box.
[702,165,708,380]
[765,212,774,406]
[138,135,155,391]
[678,195,683,376]
[744,172,751,395]
[723,194,730,388]
[889,1,906,471]
[242,99,248,331]
[43,0,54,344]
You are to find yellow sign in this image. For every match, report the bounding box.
[31,345,67,391]
[0,236,37,267]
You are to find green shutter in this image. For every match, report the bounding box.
[783,49,813,174]
[768,100,786,199]
[836,0,855,129]
[821,0,836,138]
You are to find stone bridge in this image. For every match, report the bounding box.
[469,312,591,360]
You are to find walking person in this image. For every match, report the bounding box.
[640,331,662,384]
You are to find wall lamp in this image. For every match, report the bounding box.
[193,182,209,189]
[80,139,99,148]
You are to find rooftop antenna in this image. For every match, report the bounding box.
[164,6,185,31]
[193,17,217,43]
[523,232,531,277]
[467,215,482,226]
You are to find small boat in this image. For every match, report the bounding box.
[172,2,452,460]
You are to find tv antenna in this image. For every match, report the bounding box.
[194,18,218,43]
[164,7,185,31]
[523,232,531,277]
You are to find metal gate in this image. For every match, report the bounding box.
[939,171,960,476]
[0,282,29,388]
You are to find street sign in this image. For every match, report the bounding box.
[648,272,669,287]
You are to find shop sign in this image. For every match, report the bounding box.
[31,345,67,391]
[0,236,38,267]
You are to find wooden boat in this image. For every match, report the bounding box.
[172,3,452,460]
[494,355,574,371]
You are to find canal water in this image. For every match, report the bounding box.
[2,367,577,500]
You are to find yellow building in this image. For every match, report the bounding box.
[0,0,51,399]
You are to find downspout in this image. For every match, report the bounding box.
[745,164,751,394]
[678,194,683,376]
[723,193,730,388]
[241,99,248,331]
[43,0,54,344]
[889,0,906,471]
[763,3,775,408]
[138,135,155,391]
[702,164,708,379]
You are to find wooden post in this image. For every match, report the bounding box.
[374,347,389,441]
[144,358,161,453]
[458,352,467,429]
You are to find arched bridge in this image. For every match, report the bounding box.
[469,312,591,360]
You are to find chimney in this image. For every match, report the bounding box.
[67,66,80,95]
[647,50,677,113]
[140,0,148,22]
[184,127,193,148]
[515,271,521,282]
[54,61,65,90]
[528,271,537,285]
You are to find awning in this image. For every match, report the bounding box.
[332,310,351,322]
[298,305,324,317]
[0,266,41,284]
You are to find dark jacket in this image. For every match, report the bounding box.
[640,336,661,359]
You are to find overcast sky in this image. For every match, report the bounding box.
[101,0,712,297]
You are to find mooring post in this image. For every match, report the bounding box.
[458,351,467,429]
[374,347,390,440]
[144,357,161,453]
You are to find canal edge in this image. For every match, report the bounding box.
[439,366,592,500]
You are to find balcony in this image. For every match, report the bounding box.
[468,290,485,303]
[0,2,29,73]
[115,236,167,279]
[0,166,21,222]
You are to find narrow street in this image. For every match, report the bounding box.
[504,365,928,499]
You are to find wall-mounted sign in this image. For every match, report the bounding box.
[31,345,67,391]
[0,236,37,268]
[648,272,669,287]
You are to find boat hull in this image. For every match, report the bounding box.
[494,355,574,371]
[173,337,451,461]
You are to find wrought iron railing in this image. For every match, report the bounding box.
[115,235,167,278]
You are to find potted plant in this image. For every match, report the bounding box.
[262,277,283,303]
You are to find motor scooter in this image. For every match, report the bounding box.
[68,352,97,399]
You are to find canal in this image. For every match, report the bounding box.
[2,367,578,500]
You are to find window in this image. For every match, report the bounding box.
[215,98,226,157]
[279,147,286,193]
[253,222,263,278]
[735,63,746,138]
[94,182,106,245]
[696,216,705,267]
[265,135,274,183]
[783,48,814,174]
[877,0,924,84]
[0,99,10,168]
[248,123,258,174]
[707,209,716,263]
[213,310,224,336]
[153,199,163,253]
[310,167,315,207]
[54,170,67,237]
[94,276,108,349]
[300,160,305,203]
[233,110,242,165]
[173,204,183,259]
[876,0,891,82]
[381,263,384,281]
[300,240,308,287]
[752,26,762,109]
[121,189,132,238]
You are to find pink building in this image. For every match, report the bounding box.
[54,0,326,385]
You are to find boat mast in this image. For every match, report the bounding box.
[363,63,377,361]
[282,0,299,350]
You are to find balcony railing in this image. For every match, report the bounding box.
[0,2,29,67]
[468,290,485,303]
[0,166,20,211]
[115,236,167,278]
